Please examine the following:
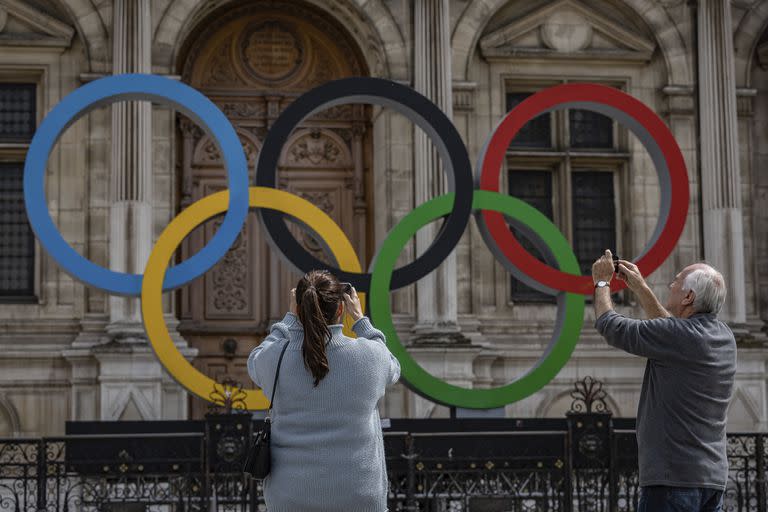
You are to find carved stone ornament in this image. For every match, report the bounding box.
[211,225,248,313]
[540,10,593,52]
[288,131,342,166]
[297,191,334,261]
[239,20,305,82]
[216,101,266,119]
[207,37,246,86]
[182,2,364,91]
[194,132,261,167]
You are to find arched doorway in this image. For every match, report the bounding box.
[177,1,372,419]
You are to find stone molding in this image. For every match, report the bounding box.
[453,81,477,112]
[153,0,406,79]
[452,0,690,84]
[0,0,74,48]
[479,0,655,62]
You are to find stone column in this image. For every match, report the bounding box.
[107,0,153,339]
[67,0,194,422]
[697,0,746,324]
[412,0,465,343]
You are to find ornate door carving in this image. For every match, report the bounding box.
[178,2,371,419]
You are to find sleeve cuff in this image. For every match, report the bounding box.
[283,312,299,328]
[351,316,374,334]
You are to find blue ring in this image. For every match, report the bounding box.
[23,74,249,296]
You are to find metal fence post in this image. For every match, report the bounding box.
[564,433,573,512]
[201,433,210,511]
[757,434,766,512]
[609,422,617,512]
[404,434,417,512]
[36,439,46,512]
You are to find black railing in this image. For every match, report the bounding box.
[0,376,761,511]
[0,421,761,510]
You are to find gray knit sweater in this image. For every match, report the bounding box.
[247,312,401,512]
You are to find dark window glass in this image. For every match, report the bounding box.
[508,170,555,302]
[572,171,616,276]
[0,84,36,142]
[0,163,35,298]
[569,109,613,149]
[506,93,551,148]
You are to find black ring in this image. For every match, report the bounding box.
[254,77,474,291]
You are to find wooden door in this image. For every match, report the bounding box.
[177,2,371,419]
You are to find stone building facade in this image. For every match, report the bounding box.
[0,0,766,435]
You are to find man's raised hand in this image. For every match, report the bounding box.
[616,260,646,292]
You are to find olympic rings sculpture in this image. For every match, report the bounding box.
[23,74,689,410]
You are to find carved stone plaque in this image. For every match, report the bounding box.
[239,21,304,82]
[540,10,593,52]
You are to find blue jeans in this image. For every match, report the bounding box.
[638,486,724,512]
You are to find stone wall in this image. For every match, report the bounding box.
[0,0,765,433]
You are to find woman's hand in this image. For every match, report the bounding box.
[343,286,364,322]
[290,288,297,315]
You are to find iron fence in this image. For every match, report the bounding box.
[0,421,759,511]
[0,377,761,511]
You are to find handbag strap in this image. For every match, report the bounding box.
[265,341,289,421]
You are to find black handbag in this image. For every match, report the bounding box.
[243,341,289,479]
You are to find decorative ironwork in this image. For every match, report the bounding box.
[569,376,609,414]
[209,378,248,414]
[0,430,755,510]
[0,378,762,510]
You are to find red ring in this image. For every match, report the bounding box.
[479,83,689,295]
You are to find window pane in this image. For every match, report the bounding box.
[0,163,35,297]
[506,93,551,148]
[0,84,36,142]
[508,170,555,302]
[569,109,613,149]
[572,171,616,275]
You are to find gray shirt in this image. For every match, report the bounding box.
[595,310,736,490]
[247,312,400,512]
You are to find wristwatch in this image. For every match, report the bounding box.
[594,280,610,289]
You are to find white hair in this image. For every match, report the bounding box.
[681,265,727,315]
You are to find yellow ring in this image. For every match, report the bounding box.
[141,187,365,410]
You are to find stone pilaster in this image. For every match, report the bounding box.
[65,0,192,422]
[107,0,153,339]
[412,0,465,344]
[697,0,746,324]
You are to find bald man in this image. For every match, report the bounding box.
[591,251,736,512]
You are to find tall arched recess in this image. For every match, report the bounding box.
[174,1,373,419]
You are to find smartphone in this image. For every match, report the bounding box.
[612,254,620,274]
[341,282,353,295]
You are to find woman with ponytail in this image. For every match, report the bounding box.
[247,269,400,512]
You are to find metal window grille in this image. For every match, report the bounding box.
[506,93,552,148]
[569,109,613,149]
[509,170,555,302]
[0,163,35,298]
[0,84,36,142]
[571,171,616,275]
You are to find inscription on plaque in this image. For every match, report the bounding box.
[240,21,303,82]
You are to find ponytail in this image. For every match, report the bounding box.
[297,286,330,386]
[295,271,342,386]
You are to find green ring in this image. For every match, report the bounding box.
[369,190,585,409]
